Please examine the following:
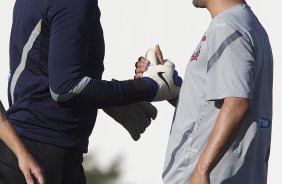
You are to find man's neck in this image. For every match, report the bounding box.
[207,0,246,18]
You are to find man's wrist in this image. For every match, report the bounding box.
[142,77,158,101]
[120,78,155,102]
[195,159,213,176]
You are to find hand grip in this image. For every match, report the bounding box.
[145,48,158,66]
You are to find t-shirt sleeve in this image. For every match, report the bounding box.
[206,25,256,101]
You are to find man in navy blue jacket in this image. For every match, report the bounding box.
[0,0,182,183]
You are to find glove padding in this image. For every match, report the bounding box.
[103,101,157,141]
[142,60,182,101]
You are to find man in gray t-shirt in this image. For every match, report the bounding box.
[135,1,273,184]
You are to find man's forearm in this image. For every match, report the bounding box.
[0,101,27,158]
[194,97,250,175]
[51,78,154,109]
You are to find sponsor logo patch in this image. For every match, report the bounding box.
[190,34,206,62]
[260,117,271,128]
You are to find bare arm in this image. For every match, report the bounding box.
[0,101,25,158]
[189,97,250,184]
[0,101,44,184]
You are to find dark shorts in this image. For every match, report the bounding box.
[0,137,86,184]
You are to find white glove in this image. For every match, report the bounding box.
[142,60,182,101]
[103,101,157,141]
[145,48,158,65]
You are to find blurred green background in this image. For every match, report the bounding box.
[83,154,121,184]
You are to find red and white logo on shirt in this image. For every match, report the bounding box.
[190,34,206,62]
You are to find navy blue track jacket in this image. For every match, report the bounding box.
[8,0,153,152]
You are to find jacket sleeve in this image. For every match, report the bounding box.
[47,0,153,109]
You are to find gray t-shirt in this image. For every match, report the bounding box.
[163,4,273,184]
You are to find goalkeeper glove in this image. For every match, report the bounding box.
[142,60,182,101]
[103,101,157,141]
